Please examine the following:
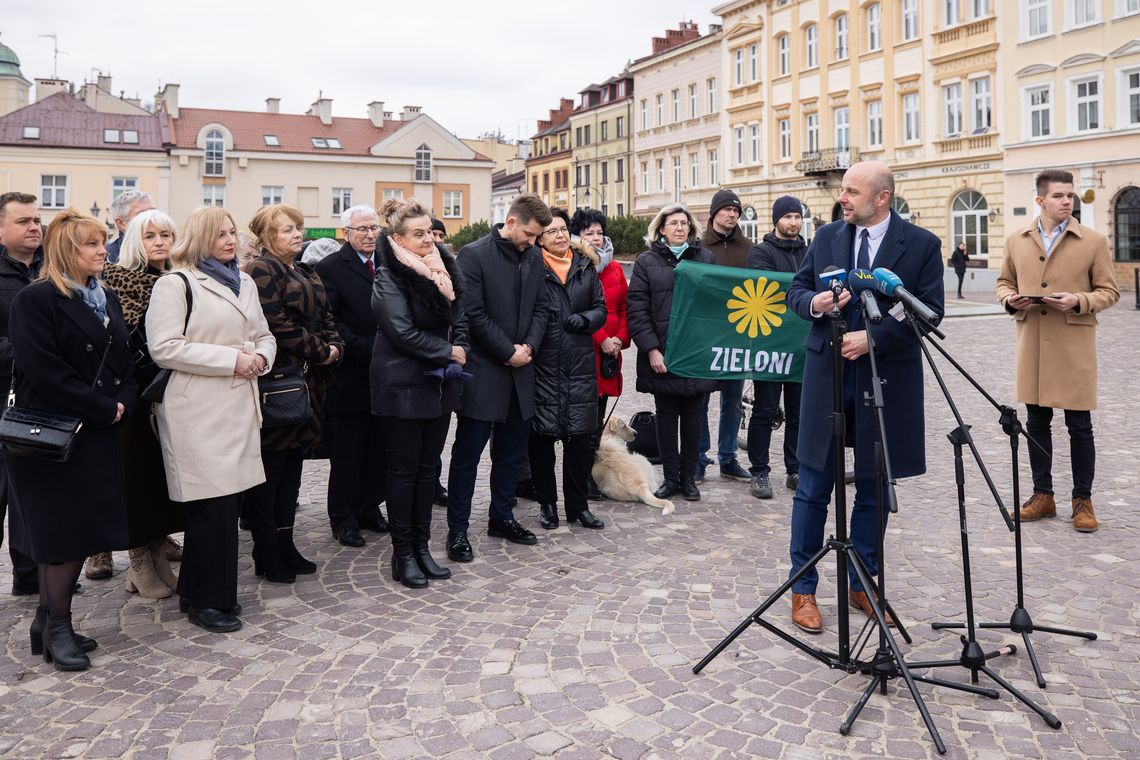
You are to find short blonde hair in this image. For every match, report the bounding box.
[248,204,304,258]
[644,204,701,247]
[171,206,237,269]
[40,208,108,296]
[117,209,177,272]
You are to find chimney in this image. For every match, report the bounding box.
[367,101,385,127]
[34,77,70,102]
[157,83,179,118]
[651,22,702,55]
[400,105,422,121]
[97,73,112,92]
[383,110,393,120]
[265,97,280,114]
[307,96,333,126]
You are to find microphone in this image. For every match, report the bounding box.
[871,268,940,325]
[819,266,846,297]
[846,268,883,324]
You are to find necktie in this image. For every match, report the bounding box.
[366,257,376,279]
[857,229,870,271]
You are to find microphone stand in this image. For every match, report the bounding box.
[906,315,1097,688]
[899,310,1062,729]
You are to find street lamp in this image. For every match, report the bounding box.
[90,201,100,218]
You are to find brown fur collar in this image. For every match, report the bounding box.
[378,236,462,324]
[569,237,600,267]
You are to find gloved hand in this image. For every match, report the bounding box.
[425,362,473,382]
[564,314,589,333]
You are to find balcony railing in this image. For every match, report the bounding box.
[795,147,860,176]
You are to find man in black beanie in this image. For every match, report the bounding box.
[698,188,755,483]
[745,195,808,499]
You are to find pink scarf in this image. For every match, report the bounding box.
[390,240,455,302]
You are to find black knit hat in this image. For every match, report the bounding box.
[771,195,802,226]
[708,188,742,219]
[430,218,447,235]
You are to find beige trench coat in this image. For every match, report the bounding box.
[995,221,1118,411]
[146,268,277,502]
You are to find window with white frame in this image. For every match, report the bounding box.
[1072,77,1100,131]
[1124,69,1140,127]
[204,129,224,176]
[202,185,224,207]
[657,159,665,191]
[1068,0,1098,26]
[1025,0,1051,37]
[690,153,699,187]
[616,203,624,216]
[22,126,40,139]
[942,83,963,136]
[971,0,990,18]
[641,99,648,130]
[641,162,649,193]
[970,77,992,131]
[122,130,139,144]
[735,127,745,165]
[656,94,663,126]
[618,81,626,97]
[672,156,681,193]
[383,188,404,201]
[778,35,790,75]
[867,101,883,147]
[779,119,792,159]
[749,44,759,80]
[952,190,989,256]
[111,177,137,200]
[263,135,280,147]
[1122,0,1140,15]
[903,93,921,142]
[442,191,463,218]
[261,186,284,206]
[708,149,719,185]
[40,175,67,208]
[902,0,920,40]
[332,188,353,215]
[749,124,760,163]
[868,4,882,50]
[616,116,625,137]
[805,24,818,68]
[414,143,432,181]
[707,78,717,112]
[1027,85,1052,137]
[806,113,820,153]
[671,89,680,122]
[835,14,849,60]
[835,107,850,150]
[735,49,744,86]
[689,84,698,118]
[104,128,120,143]
[601,161,608,184]
[601,121,608,141]
[944,0,960,25]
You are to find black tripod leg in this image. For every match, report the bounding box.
[1021,631,1046,689]
[910,674,999,699]
[840,675,881,736]
[1033,624,1097,640]
[980,666,1062,729]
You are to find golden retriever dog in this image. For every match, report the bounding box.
[592,417,676,515]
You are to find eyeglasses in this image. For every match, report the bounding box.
[543,227,569,238]
[663,220,690,228]
[345,225,381,234]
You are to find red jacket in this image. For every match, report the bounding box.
[593,258,629,397]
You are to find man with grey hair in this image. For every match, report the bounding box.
[105,190,156,264]
[314,205,389,547]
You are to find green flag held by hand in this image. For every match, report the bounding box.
[662,261,810,382]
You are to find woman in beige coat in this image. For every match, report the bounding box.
[146,206,276,633]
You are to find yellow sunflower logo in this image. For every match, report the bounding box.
[727,277,788,338]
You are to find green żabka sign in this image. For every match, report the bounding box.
[662,261,810,382]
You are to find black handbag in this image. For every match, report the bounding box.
[258,365,312,428]
[627,410,661,464]
[140,272,192,403]
[0,335,113,462]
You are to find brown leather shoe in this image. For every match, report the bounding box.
[1019,491,1056,521]
[791,593,823,634]
[1071,497,1098,533]
[849,589,896,627]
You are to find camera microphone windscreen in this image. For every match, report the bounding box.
[872,267,940,325]
[847,268,883,323]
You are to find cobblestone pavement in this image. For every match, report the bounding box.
[1,295,1137,759]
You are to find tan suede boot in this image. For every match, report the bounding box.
[1071,497,1098,533]
[1019,491,1056,521]
[148,540,179,591]
[84,552,113,580]
[125,547,172,598]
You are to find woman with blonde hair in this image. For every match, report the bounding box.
[243,204,342,583]
[6,209,136,670]
[627,203,718,502]
[146,206,275,633]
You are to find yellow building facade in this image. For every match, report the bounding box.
[568,74,635,218]
[525,99,575,211]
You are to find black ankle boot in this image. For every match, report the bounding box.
[30,606,96,655]
[539,503,559,529]
[412,544,451,579]
[42,614,90,671]
[680,477,701,501]
[391,550,428,589]
[253,547,295,584]
[278,528,317,574]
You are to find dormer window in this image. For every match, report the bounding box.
[602,88,611,103]
[22,126,40,139]
[123,130,139,144]
[264,135,280,147]
[104,129,120,143]
[204,129,225,176]
[326,138,341,149]
[311,137,328,148]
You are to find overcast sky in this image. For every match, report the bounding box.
[4,1,720,140]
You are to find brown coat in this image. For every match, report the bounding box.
[995,220,1118,411]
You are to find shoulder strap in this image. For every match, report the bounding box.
[175,271,193,333]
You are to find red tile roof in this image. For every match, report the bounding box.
[170,108,409,156]
[0,92,166,150]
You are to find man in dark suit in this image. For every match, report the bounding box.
[314,206,388,547]
[445,194,552,563]
[785,161,944,634]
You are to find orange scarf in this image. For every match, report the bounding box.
[542,247,572,284]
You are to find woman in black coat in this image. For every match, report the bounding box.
[530,208,607,531]
[371,198,469,589]
[950,242,969,299]
[627,204,719,502]
[6,209,136,671]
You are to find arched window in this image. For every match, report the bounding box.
[204,129,224,177]
[415,144,432,182]
[892,196,911,222]
[1114,186,1140,262]
[951,190,988,257]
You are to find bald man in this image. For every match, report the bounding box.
[784,160,944,633]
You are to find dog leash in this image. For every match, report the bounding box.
[601,395,619,431]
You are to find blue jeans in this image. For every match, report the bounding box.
[446,391,529,533]
[699,380,745,467]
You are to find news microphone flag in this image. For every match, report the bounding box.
[662,261,811,382]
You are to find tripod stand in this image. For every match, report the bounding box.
[916,328,1097,688]
[900,312,1061,729]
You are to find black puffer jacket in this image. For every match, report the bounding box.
[746,232,808,274]
[532,240,607,437]
[0,246,42,397]
[370,236,469,420]
[627,241,720,397]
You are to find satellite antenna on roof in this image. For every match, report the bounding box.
[38,34,65,79]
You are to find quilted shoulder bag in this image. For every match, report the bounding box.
[258,365,311,428]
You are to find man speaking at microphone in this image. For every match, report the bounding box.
[785,160,944,634]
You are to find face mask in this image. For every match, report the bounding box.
[664,240,689,257]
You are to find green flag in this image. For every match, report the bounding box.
[663,260,810,382]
